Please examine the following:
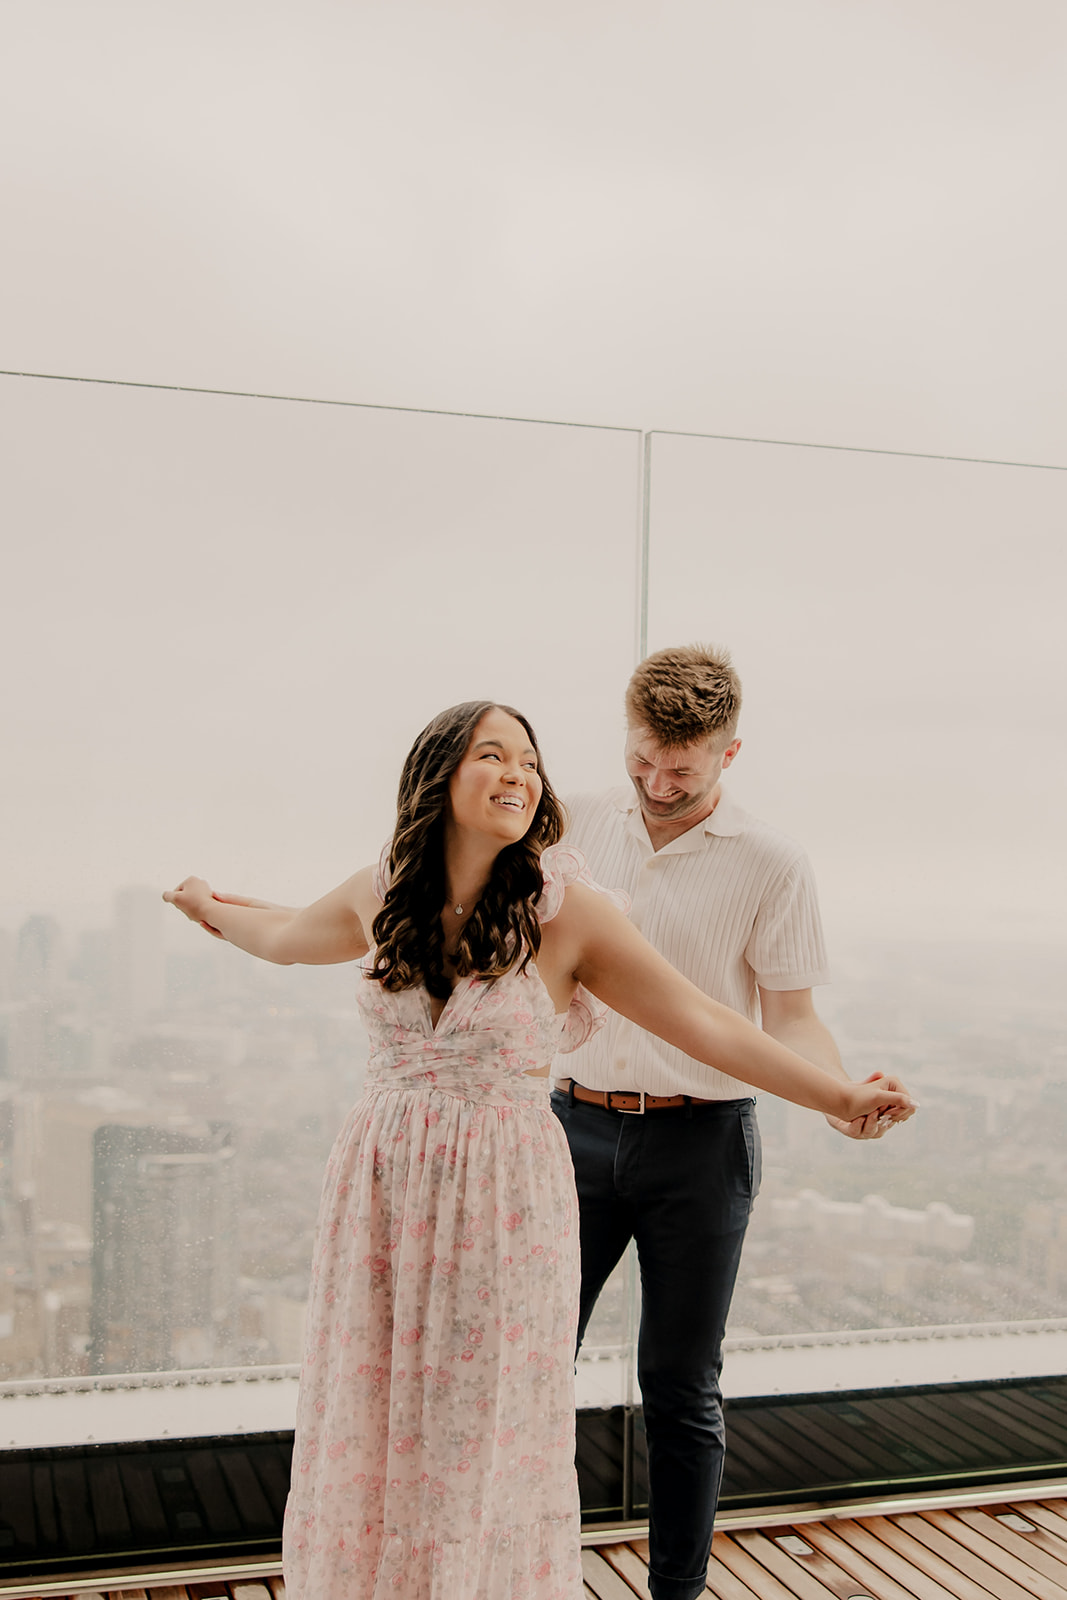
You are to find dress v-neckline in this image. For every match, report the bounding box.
[425,973,480,1037]
[422,966,569,1038]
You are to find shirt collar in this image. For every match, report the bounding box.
[614,782,746,851]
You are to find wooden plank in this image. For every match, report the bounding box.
[918,1509,1067,1600]
[713,1533,812,1600]
[723,1421,794,1484]
[613,1533,762,1600]
[1001,1391,1067,1439]
[764,1527,890,1600]
[969,1391,1067,1453]
[831,1517,978,1600]
[950,1392,1064,1457]
[108,1588,150,1599]
[187,1582,231,1598]
[799,1519,926,1600]
[732,1528,849,1600]
[887,1398,983,1463]
[910,1395,1014,1461]
[758,1411,871,1483]
[218,1455,276,1532]
[86,1458,132,1541]
[0,1461,37,1546]
[705,1539,774,1600]
[791,1409,909,1477]
[955,1505,1067,1580]
[1008,1500,1067,1550]
[773,1407,885,1477]
[601,1542,653,1598]
[118,1458,169,1537]
[1036,1501,1067,1528]
[250,1448,292,1520]
[849,1400,966,1468]
[184,1453,241,1535]
[52,1458,96,1553]
[32,1461,59,1547]
[727,1417,830,1484]
[894,1511,1052,1600]
[267,1579,287,1599]
[581,1548,642,1599]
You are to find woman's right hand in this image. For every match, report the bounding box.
[163,877,222,936]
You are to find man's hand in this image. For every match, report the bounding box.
[827,1071,917,1139]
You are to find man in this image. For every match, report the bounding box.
[553,643,904,1600]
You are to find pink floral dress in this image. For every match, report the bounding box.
[283,846,624,1600]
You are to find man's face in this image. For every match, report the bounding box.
[624,724,740,827]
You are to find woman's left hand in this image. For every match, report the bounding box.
[828,1072,917,1139]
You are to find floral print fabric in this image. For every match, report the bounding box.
[283,846,619,1599]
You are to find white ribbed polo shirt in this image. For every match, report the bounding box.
[561,785,830,1100]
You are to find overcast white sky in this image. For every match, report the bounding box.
[4,0,1067,459]
[2,1,1065,945]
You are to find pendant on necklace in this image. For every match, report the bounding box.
[454,903,464,916]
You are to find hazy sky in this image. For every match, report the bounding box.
[2,2,1065,946]
[3,1,1067,462]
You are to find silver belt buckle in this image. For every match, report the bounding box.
[614,1089,646,1115]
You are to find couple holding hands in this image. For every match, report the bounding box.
[165,643,914,1600]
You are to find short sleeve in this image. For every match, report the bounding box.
[536,843,631,1052]
[744,856,830,990]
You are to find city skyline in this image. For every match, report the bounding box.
[3,875,1067,1385]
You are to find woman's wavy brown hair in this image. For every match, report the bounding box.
[369,702,566,999]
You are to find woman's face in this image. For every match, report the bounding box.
[447,708,544,843]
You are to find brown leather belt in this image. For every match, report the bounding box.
[556,1077,714,1114]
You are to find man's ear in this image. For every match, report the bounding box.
[721,738,742,771]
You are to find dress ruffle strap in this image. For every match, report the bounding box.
[534,842,629,922]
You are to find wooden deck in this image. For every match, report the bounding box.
[11,1492,1067,1598]
[583,1494,1067,1599]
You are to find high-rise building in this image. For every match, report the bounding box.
[90,1122,237,1374]
[0,928,14,1003]
[15,915,65,1000]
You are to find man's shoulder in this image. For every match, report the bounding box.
[715,793,812,877]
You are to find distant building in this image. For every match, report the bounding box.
[90,1122,237,1374]
[0,928,14,1002]
[112,888,165,1019]
[15,915,65,1000]
[769,1189,975,1253]
[74,928,113,1012]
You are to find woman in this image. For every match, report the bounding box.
[165,701,912,1600]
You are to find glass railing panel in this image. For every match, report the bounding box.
[0,373,642,1403]
[645,429,1067,1364]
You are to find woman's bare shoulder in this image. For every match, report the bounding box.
[349,863,383,921]
[538,878,625,976]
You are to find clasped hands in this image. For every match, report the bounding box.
[828,1071,917,1141]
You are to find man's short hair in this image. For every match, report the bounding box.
[625,644,742,749]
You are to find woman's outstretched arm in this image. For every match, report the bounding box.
[552,884,915,1124]
[164,869,376,965]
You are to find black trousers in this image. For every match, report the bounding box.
[551,1090,761,1600]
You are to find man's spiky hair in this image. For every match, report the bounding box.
[625,644,742,748]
